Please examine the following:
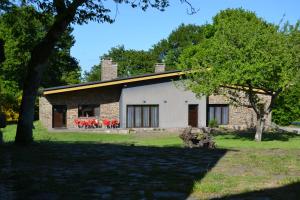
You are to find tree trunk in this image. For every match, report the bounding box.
[15,18,72,145]
[15,63,47,145]
[0,130,3,145]
[255,115,265,142]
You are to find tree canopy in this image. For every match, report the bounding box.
[0,6,81,89]
[151,23,214,70]
[178,9,300,141]
[0,6,81,122]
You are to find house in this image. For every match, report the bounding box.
[39,59,271,130]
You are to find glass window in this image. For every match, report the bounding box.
[150,106,159,127]
[208,105,229,125]
[127,106,134,128]
[135,106,142,127]
[142,106,150,127]
[78,105,99,117]
[126,105,159,128]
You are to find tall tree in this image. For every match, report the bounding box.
[151,23,214,69]
[0,0,194,145]
[178,9,300,141]
[0,6,81,89]
[272,22,300,125]
[83,45,157,82]
[103,45,157,77]
[83,64,101,82]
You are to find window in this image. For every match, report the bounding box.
[78,105,99,117]
[208,105,229,125]
[127,105,159,128]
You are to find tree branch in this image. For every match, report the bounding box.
[267,88,282,113]
[247,84,260,116]
[54,0,66,15]
[180,0,199,15]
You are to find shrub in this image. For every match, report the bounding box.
[208,119,218,128]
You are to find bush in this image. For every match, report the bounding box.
[208,119,218,128]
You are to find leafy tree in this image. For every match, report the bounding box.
[151,23,214,70]
[0,77,20,121]
[179,9,300,141]
[0,6,81,123]
[0,6,81,88]
[272,81,300,125]
[272,22,300,125]
[83,64,101,82]
[84,45,157,82]
[103,45,157,77]
[0,0,194,145]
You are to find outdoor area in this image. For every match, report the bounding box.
[1,122,300,199]
[0,0,300,199]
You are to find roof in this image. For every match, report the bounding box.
[43,70,185,95]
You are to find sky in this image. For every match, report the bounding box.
[70,0,300,72]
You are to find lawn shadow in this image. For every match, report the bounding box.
[213,129,300,142]
[0,142,228,199]
[211,181,300,200]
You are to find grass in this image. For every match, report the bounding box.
[1,122,300,199]
[2,121,300,149]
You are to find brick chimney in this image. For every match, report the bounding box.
[101,58,118,81]
[154,63,165,73]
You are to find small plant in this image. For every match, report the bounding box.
[208,119,219,128]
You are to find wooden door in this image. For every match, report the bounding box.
[188,104,198,127]
[53,105,67,128]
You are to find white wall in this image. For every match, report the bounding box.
[119,81,207,128]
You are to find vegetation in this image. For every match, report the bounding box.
[208,119,219,128]
[2,122,300,149]
[0,6,81,122]
[84,23,212,81]
[83,45,157,81]
[151,23,214,69]
[179,9,300,141]
[0,1,194,145]
[1,123,300,199]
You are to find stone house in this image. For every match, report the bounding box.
[39,59,271,130]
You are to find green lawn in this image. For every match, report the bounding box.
[1,122,300,199]
[3,122,300,149]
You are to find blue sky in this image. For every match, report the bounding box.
[71,0,300,72]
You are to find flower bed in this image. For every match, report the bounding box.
[74,118,119,129]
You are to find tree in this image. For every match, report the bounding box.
[178,9,300,141]
[0,6,81,123]
[0,0,194,145]
[83,45,157,82]
[151,23,214,70]
[272,22,300,125]
[272,81,300,125]
[83,64,101,82]
[0,6,81,89]
[103,45,157,77]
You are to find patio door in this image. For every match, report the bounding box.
[127,105,159,128]
[188,104,198,127]
[53,105,67,128]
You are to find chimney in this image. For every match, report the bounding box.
[101,58,118,81]
[154,63,165,73]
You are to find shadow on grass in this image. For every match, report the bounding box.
[213,129,300,142]
[0,142,227,199]
[212,181,300,200]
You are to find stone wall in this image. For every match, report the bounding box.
[39,96,53,129]
[100,102,119,120]
[39,86,121,129]
[208,92,272,129]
